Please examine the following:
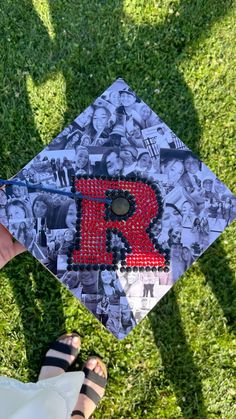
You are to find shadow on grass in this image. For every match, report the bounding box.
[150,290,208,418]
[0,0,235,415]
[199,239,236,335]
[4,254,65,381]
[149,233,236,418]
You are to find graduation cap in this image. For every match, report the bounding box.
[0,78,235,340]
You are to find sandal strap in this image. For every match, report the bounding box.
[80,383,101,406]
[83,367,107,388]
[42,356,70,371]
[71,410,85,418]
[50,340,79,357]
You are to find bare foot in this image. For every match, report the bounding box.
[38,333,81,381]
[71,357,107,419]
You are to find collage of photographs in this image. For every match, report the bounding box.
[0,78,235,338]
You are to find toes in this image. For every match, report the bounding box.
[85,358,105,377]
[63,336,72,346]
[98,367,103,376]
[86,358,97,370]
[94,364,100,374]
[94,364,103,376]
[71,336,80,348]
[60,334,80,350]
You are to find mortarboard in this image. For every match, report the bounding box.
[0,78,235,340]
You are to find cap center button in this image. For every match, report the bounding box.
[111,197,130,216]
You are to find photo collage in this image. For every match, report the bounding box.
[0,78,235,339]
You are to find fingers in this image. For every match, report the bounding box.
[0,223,8,233]
[13,241,26,256]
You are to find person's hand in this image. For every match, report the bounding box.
[0,224,26,269]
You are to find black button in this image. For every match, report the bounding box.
[111,197,130,216]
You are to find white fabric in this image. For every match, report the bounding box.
[0,371,84,419]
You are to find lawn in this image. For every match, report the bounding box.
[0,0,236,418]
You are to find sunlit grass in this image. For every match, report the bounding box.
[0,1,235,418]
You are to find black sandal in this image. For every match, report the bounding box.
[71,357,107,418]
[41,333,81,372]
[71,411,85,418]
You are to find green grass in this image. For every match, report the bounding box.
[0,0,236,417]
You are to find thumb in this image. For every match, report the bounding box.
[13,241,26,257]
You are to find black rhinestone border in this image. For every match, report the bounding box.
[67,174,170,273]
